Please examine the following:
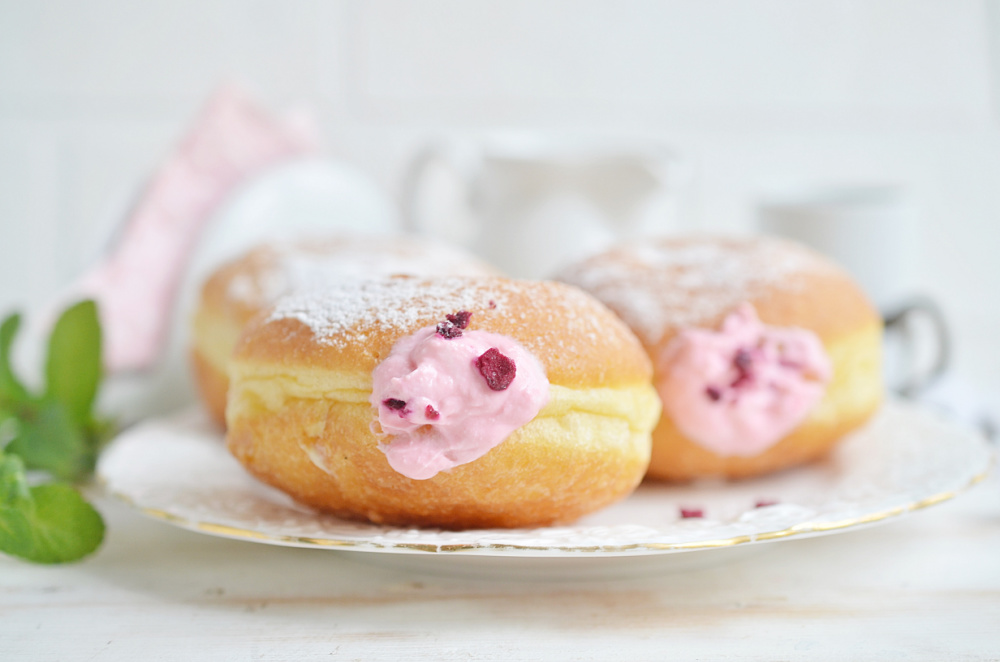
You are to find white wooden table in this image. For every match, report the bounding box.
[2,470,998,661]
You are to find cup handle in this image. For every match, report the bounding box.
[882,296,951,397]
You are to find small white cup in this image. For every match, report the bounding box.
[758,185,948,396]
[758,185,914,309]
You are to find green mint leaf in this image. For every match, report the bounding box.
[0,480,104,564]
[5,400,93,482]
[0,313,30,405]
[44,300,101,428]
[0,452,30,503]
[0,409,18,448]
[87,415,118,454]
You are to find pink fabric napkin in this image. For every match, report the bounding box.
[70,85,318,372]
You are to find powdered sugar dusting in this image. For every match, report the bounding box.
[226,236,495,308]
[557,236,836,346]
[268,277,512,347]
[265,276,633,376]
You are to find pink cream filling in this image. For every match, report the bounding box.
[658,303,832,457]
[370,326,550,480]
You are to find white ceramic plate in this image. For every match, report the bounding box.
[98,401,992,577]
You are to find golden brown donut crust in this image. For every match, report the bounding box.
[226,276,661,528]
[189,349,228,429]
[557,235,884,481]
[234,277,653,389]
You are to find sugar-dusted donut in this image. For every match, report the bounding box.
[557,235,883,481]
[225,276,660,528]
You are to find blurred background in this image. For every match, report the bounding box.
[1,1,998,404]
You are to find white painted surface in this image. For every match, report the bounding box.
[1,475,998,661]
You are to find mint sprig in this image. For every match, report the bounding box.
[0,452,105,563]
[46,300,103,430]
[0,301,112,563]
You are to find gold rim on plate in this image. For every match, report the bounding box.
[99,400,994,558]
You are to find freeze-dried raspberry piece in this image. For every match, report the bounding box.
[446,311,472,329]
[436,321,462,339]
[733,348,754,373]
[476,348,517,391]
[383,398,407,411]
[680,508,704,519]
[425,405,440,420]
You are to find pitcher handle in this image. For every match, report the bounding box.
[399,140,482,239]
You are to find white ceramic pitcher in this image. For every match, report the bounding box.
[400,134,690,278]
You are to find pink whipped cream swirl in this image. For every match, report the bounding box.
[658,303,832,457]
[370,314,550,480]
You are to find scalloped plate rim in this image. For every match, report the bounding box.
[97,400,995,559]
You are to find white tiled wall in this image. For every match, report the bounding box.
[2,0,999,388]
